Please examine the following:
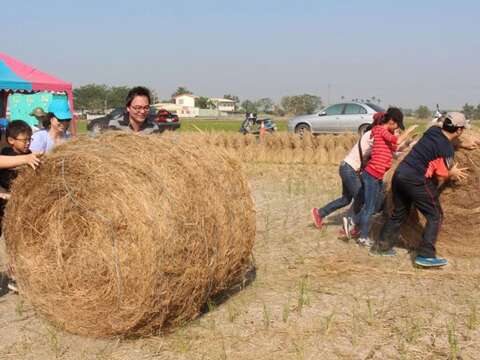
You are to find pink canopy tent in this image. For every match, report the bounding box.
[0,52,76,135]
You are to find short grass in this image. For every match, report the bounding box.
[76,116,457,135]
[179,117,289,133]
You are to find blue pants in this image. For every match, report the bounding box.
[357,171,383,239]
[319,162,362,218]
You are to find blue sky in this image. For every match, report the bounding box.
[3,0,480,109]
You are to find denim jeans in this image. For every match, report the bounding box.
[319,161,362,218]
[357,171,383,239]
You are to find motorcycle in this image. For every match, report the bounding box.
[239,113,277,135]
[429,104,445,127]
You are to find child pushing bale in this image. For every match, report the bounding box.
[3,133,256,337]
[377,122,480,260]
[398,147,480,257]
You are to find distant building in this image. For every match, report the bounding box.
[166,94,236,117]
[209,98,236,112]
[172,94,197,117]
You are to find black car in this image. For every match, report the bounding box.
[87,108,180,133]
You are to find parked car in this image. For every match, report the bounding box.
[154,109,180,130]
[287,102,385,135]
[87,107,180,133]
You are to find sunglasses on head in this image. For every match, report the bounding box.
[57,118,71,122]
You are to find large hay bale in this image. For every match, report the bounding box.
[4,133,256,337]
[435,149,480,256]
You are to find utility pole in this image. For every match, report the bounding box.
[327,83,331,105]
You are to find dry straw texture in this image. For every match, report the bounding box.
[4,133,256,338]
[163,132,358,165]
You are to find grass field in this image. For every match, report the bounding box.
[75,116,429,135]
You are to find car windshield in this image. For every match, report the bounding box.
[366,103,385,112]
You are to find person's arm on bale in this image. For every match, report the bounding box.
[0,153,42,170]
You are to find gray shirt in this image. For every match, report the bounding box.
[106,113,160,134]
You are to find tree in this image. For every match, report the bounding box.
[150,89,159,104]
[241,100,258,113]
[415,105,431,119]
[255,98,275,114]
[474,104,480,120]
[73,84,109,111]
[280,94,322,115]
[171,86,192,99]
[195,96,214,109]
[463,103,475,119]
[106,86,130,108]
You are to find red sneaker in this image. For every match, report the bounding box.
[311,208,323,229]
[350,226,360,239]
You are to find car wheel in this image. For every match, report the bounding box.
[91,122,103,135]
[295,124,311,136]
[357,123,370,136]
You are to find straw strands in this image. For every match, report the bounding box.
[4,133,256,337]
[163,132,358,165]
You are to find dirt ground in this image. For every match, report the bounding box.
[1,162,480,359]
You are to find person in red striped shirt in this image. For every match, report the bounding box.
[352,108,414,246]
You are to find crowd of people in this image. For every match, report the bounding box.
[0,86,156,294]
[0,87,473,296]
[312,108,470,267]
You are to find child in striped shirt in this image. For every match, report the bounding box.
[353,108,413,246]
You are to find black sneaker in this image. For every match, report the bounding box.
[0,272,9,296]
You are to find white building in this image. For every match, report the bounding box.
[173,94,197,117]
[209,98,236,112]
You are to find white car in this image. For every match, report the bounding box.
[287,102,384,134]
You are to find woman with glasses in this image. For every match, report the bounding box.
[104,86,159,134]
[30,98,72,153]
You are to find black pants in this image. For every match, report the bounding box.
[379,172,443,258]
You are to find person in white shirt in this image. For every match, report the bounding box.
[30,98,71,153]
[311,129,373,231]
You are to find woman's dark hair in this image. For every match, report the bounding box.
[373,107,404,130]
[125,86,152,107]
[41,112,56,129]
[379,107,403,124]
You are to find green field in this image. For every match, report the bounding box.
[76,116,477,135]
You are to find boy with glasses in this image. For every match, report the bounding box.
[0,120,33,192]
[0,120,40,294]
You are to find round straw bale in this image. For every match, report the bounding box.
[4,133,256,337]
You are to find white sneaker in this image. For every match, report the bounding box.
[7,282,18,293]
[357,237,374,247]
[342,217,352,240]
